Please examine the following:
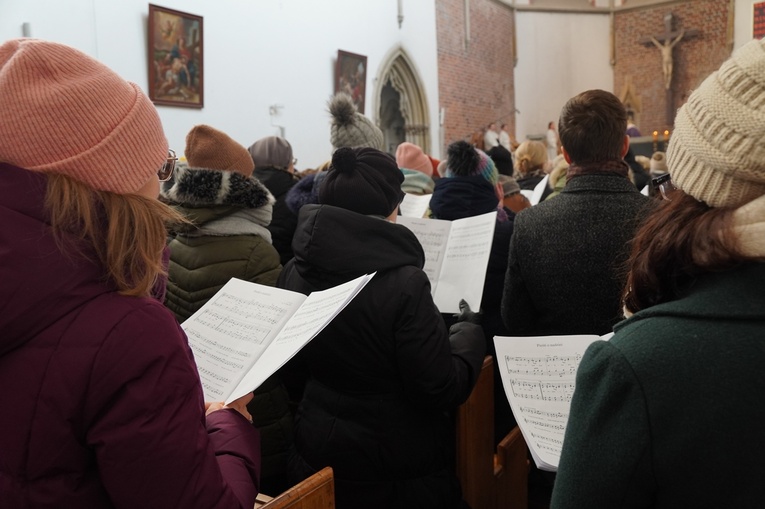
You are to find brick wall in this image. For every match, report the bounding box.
[436,0,516,148]
[614,0,731,135]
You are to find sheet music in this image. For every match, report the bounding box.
[183,280,306,402]
[530,174,550,205]
[396,216,451,294]
[398,212,496,314]
[493,333,613,471]
[183,274,375,403]
[227,273,374,403]
[433,211,496,313]
[399,192,432,218]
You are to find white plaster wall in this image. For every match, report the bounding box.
[514,11,616,142]
[1,0,441,168]
[735,0,762,50]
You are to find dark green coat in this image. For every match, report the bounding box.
[552,263,765,508]
[161,167,282,321]
[161,166,290,494]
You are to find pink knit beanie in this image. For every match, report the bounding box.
[395,142,433,177]
[0,39,167,194]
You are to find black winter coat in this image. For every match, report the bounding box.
[277,204,485,509]
[253,166,300,265]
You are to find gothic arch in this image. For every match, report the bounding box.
[373,47,431,155]
[619,75,643,125]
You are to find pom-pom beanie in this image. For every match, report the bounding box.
[320,147,404,216]
[328,93,384,151]
[445,141,499,186]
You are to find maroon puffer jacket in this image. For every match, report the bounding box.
[0,163,260,508]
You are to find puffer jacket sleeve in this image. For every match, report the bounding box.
[84,299,260,509]
[395,269,486,410]
[244,236,283,288]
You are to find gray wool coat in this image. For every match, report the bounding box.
[501,173,650,337]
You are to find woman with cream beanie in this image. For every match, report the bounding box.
[0,39,260,508]
[552,38,765,508]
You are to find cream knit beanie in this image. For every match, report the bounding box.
[0,39,167,194]
[667,38,765,208]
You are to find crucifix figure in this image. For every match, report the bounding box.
[651,29,685,90]
[640,13,699,123]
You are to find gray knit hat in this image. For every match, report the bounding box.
[248,136,293,169]
[667,38,765,208]
[328,92,384,151]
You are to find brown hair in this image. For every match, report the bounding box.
[558,89,627,164]
[45,173,186,297]
[469,130,486,152]
[622,191,745,314]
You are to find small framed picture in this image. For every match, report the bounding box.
[148,4,203,108]
[755,2,765,39]
[335,50,368,114]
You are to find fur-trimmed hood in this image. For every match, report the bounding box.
[161,165,275,209]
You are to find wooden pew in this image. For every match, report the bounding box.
[456,356,528,509]
[255,466,335,509]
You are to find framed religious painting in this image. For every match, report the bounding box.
[754,2,765,39]
[148,4,203,108]
[335,50,367,114]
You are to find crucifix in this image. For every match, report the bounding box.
[639,13,699,124]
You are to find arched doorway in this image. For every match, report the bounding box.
[373,48,431,156]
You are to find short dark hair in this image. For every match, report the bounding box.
[558,89,627,164]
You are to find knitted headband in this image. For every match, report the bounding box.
[667,38,765,208]
[0,38,167,194]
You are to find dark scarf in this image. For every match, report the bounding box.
[566,159,630,180]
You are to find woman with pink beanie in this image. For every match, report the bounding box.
[0,39,260,508]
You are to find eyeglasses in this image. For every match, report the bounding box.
[158,149,177,182]
[292,157,298,166]
[651,173,676,201]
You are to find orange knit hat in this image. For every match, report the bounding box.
[0,39,167,194]
[185,125,255,177]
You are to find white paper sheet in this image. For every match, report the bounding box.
[493,333,613,471]
[183,273,374,403]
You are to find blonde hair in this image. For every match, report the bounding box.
[514,140,548,176]
[548,155,570,188]
[45,173,187,297]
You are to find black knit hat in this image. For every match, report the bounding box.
[319,147,404,216]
